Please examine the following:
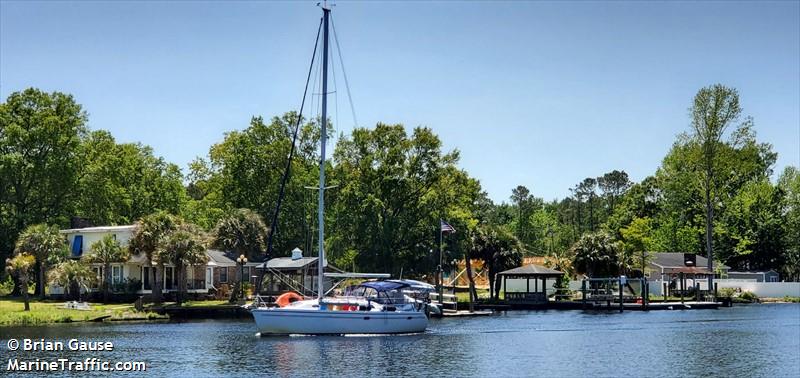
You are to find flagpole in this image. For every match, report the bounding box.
[439,219,443,305]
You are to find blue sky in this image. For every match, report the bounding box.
[2,1,798,203]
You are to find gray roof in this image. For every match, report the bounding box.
[206,250,267,267]
[650,253,730,270]
[498,264,564,276]
[263,257,318,270]
[206,250,236,267]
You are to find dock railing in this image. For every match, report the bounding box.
[580,277,649,312]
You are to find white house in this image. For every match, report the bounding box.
[60,225,214,295]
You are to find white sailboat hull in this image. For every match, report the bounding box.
[252,308,428,335]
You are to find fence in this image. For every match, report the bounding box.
[715,280,800,298]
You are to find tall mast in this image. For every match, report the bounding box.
[317,3,330,302]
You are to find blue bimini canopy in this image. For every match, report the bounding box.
[358,280,409,292]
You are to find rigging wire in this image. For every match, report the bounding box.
[330,14,359,131]
[261,17,323,291]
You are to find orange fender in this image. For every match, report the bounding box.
[276,291,304,307]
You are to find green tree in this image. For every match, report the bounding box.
[76,130,186,225]
[155,222,208,306]
[191,113,321,257]
[14,224,67,298]
[129,212,180,304]
[5,253,36,310]
[0,88,87,268]
[329,124,481,276]
[716,180,784,271]
[86,234,130,303]
[510,185,534,245]
[211,208,268,300]
[572,231,620,278]
[619,217,654,275]
[471,224,523,299]
[778,166,800,281]
[597,170,632,216]
[211,209,269,259]
[48,259,95,301]
[689,84,744,283]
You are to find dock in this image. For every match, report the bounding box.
[152,304,251,318]
[441,310,493,317]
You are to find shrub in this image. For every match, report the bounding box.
[739,291,759,302]
[112,278,142,294]
[719,287,737,298]
[0,275,14,296]
[57,315,73,323]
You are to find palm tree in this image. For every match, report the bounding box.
[129,212,180,305]
[14,224,68,299]
[86,234,130,303]
[571,231,620,278]
[48,260,96,301]
[472,224,523,300]
[6,253,36,311]
[157,223,208,306]
[211,208,268,301]
[544,248,575,291]
[211,208,268,259]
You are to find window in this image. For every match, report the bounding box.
[142,267,151,290]
[219,267,228,283]
[769,275,778,282]
[165,267,174,290]
[92,267,103,288]
[112,266,122,284]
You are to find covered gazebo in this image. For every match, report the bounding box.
[498,264,564,305]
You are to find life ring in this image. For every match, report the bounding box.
[276,291,304,307]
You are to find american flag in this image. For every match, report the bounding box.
[440,220,456,233]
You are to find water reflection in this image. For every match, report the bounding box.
[1,305,798,377]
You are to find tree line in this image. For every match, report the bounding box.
[2,84,798,306]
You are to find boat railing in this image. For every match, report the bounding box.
[253,295,278,308]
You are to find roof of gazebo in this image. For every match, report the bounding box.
[498,264,564,277]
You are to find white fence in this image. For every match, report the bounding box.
[715,280,800,298]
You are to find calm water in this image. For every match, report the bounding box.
[2,304,799,377]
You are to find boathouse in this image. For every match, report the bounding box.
[498,264,564,306]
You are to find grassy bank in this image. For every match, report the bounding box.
[0,298,166,326]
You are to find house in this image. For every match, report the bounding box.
[59,225,215,296]
[205,249,265,290]
[647,252,731,293]
[726,270,780,282]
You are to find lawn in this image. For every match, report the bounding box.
[0,298,165,326]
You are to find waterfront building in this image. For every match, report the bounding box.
[56,225,260,299]
[726,270,780,282]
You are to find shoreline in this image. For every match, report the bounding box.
[2,297,798,327]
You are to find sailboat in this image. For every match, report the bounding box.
[251,3,429,335]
